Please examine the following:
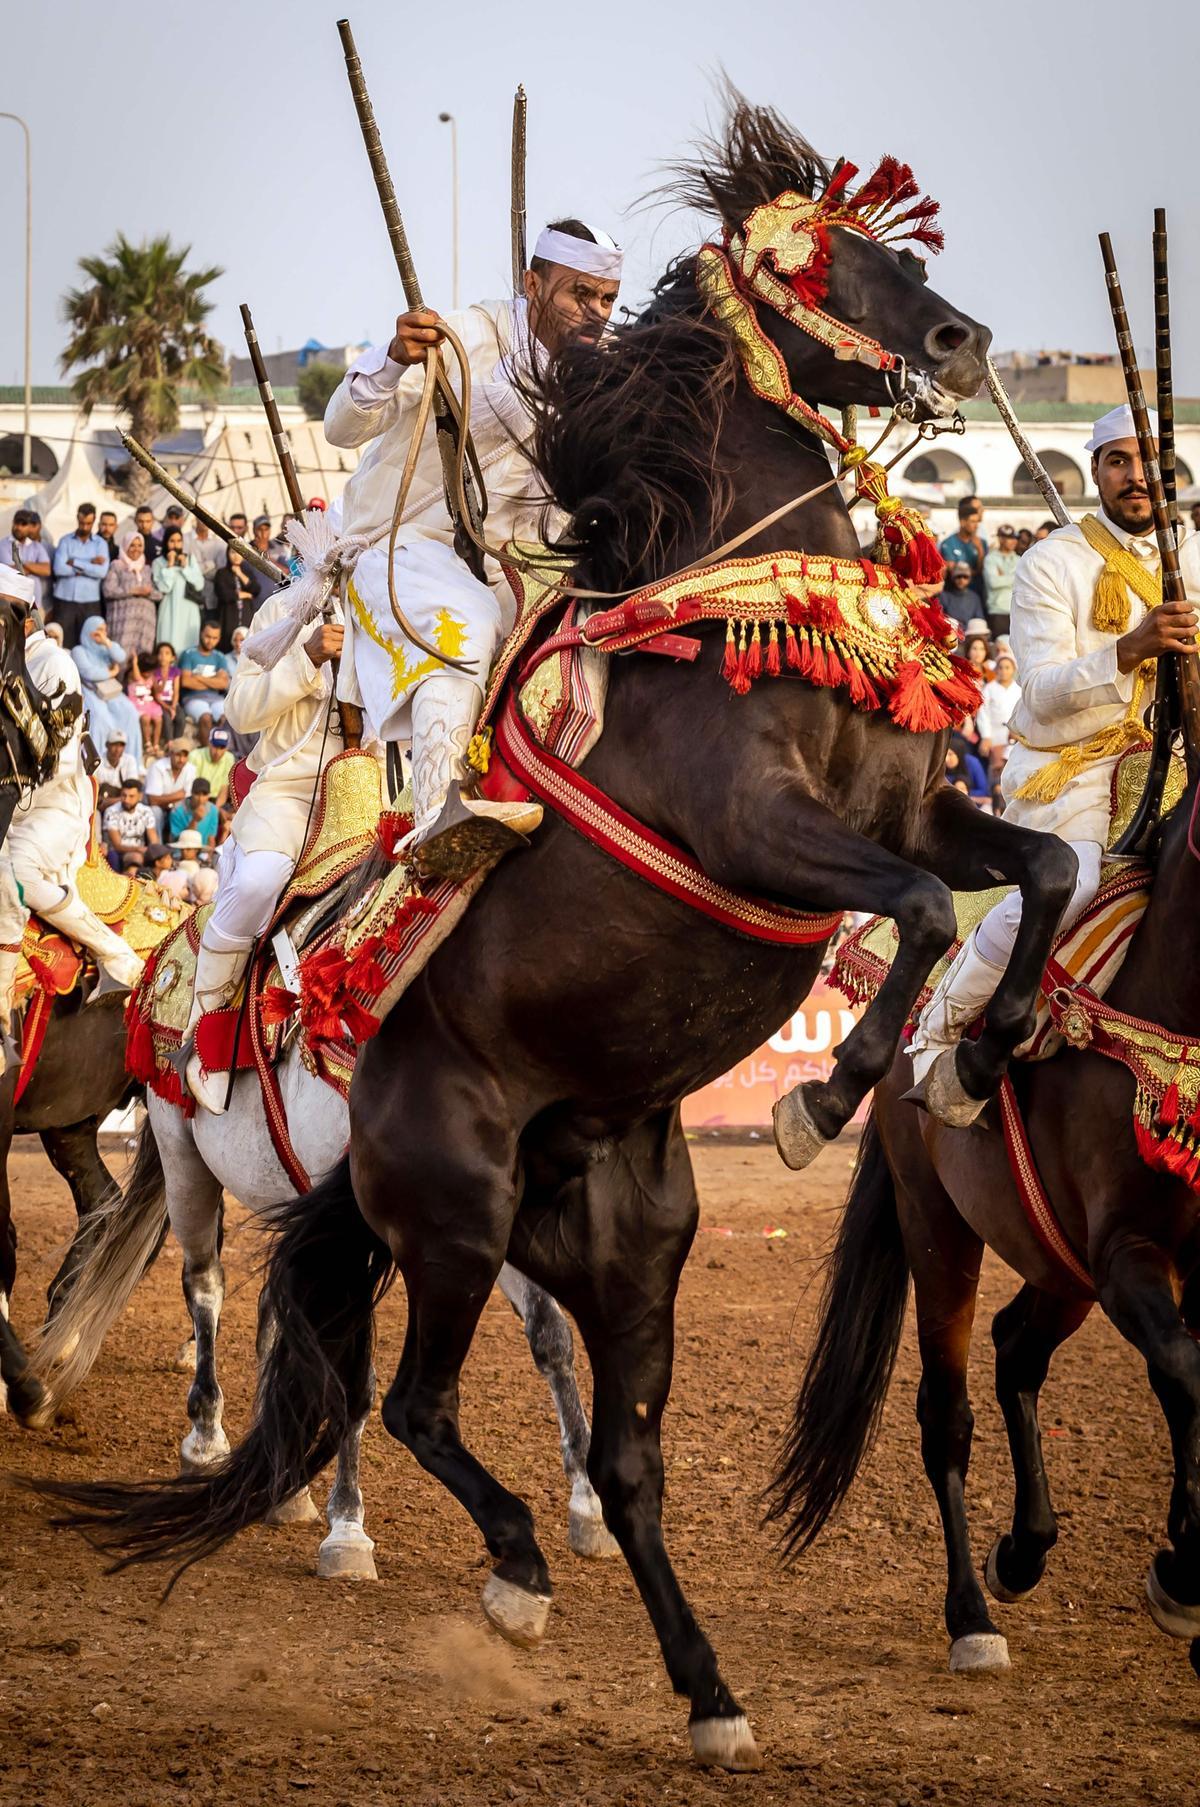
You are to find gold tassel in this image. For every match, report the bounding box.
[1091,563,1132,635]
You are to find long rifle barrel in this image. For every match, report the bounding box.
[985,358,1071,528]
[1153,208,1177,529]
[240,302,306,518]
[1099,230,1200,777]
[336,19,424,311]
[511,85,528,297]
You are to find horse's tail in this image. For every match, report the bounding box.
[34,1155,392,1586]
[765,1113,910,1557]
[31,1116,170,1404]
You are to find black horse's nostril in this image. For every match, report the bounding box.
[925,321,971,361]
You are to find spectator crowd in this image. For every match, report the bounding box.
[0,496,301,903]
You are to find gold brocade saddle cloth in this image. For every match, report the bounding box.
[12,836,190,1105]
[832,745,1186,1062]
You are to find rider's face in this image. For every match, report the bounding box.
[525,263,619,354]
[1094,440,1154,535]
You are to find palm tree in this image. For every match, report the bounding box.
[60,234,227,503]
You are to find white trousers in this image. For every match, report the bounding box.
[203,841,295,954]
[972,839,1104,969]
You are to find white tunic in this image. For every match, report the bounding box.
[224,591,384,860]
[5,630,93,883]
[1000,511,1200,843]
[324,300,551,741]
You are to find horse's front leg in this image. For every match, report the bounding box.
[914,786,1078,1121]
[694,790,958,1167]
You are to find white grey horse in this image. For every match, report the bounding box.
[32,1045,617,1584]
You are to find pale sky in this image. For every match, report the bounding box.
[3,0,1198,389]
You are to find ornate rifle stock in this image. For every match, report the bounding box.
[511,85,528,296]
[1100,230,1200,842]
[1153,208,1177,529]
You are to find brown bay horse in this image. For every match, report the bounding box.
[38,103,1082,1768]
[771,773,1200,1685]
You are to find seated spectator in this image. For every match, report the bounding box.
[179,621,233,736]
[946,730,989,802]
[173,828,219,904]
[96,781,120,819]
[44,621,64,647]
[168,778,220,848]
[962,629,995,682]
[209,544,261,648]
[976,651,1022,781]
[144,738,197,840]
[1016,528,1034,554]
[102,532,160,667]
[982,523,1019,635]
[150,845,190,903]
[940,560,976,632]
[96,730,142,791]
[150,641,182,741]
[190,722,235,809]
[103,779,162,872]
[73,616,146,755]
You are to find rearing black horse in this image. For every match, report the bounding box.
[41,103,1079,1769]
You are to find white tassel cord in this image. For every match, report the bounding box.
[243,509,370,670]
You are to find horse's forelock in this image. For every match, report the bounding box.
[663,89,832,236]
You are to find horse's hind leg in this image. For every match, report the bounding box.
[355,1058,553,1644]
[497,1261,618,1559]
[987,1283,1092,1604]
[0,1076,47,1423]
[513,1114,760,1771]
[1097,1238,1200,1657]
[157,1106,228,1471]
[897,1159,1010,1676]
[316,1366,378,1581]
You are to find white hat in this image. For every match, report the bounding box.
[175,829,203,850]
[1085,402,1159,455]
[0,563,37,606]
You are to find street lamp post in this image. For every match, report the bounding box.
[0,113,32,479]
[437,111,460,310]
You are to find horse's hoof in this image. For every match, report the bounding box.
[481,1572,552,1649]
[925,1050,989,1129]
[180,1428,230,1474]
[316,1524,378,1581]
[985,1536,1039,1605]
[773,1084,835,1171]
[949,1632,1010,1674]
[1145,1552,1200,1640]
[8,1374,54,1430]
[568,1502,620,1560]
[265,1487,320,1528]
[689,1714,762,1771]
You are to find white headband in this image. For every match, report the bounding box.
[0,564,36,606]
[533,225,623,282]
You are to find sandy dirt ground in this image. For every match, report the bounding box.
[1,1131,1197,1806]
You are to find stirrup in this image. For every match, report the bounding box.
[87,967,135,1005]
[414,782,531,884]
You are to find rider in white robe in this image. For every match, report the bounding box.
[325,220,623,843]
[911,404,1200,1088]
[0,565,144,1061]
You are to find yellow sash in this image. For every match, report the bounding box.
[1079,512,1161,632]
[1010,516,1158,805]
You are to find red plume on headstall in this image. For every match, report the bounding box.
[846,156,945,254]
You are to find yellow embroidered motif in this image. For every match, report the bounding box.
[466,728,493,775]
[348,576,470,700]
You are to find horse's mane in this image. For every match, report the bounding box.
[524,95,832,595]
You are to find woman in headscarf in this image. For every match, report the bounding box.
[102,530,160,662]
[72,616,147,755]
[152,525,204,654]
